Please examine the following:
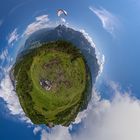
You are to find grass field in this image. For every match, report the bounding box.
[14,40,91,126]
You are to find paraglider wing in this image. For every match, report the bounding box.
[57,9,67,17]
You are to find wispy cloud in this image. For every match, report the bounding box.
[98,54,105,76]
[23,15,50,36]
[0,49,14,73]
[0,49,8,61]
[9,1,29,15]
[38,82,140,140]
[8,28,19,46]
[89,6,120,36]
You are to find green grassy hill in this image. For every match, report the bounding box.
[13,40,91,127]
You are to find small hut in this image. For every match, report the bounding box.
[40,79,52,91]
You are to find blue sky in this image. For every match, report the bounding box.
[1,0,140,140]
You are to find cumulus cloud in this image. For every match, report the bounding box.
[8,28,19,46]
[41,129,48,140]
[80,29,105,76]
[23,15,50,36]
[80,29,95,49]
[41,126,71,140]
[74,92,140,140]
[73,109,88,124]
[33,126,42,135]
[0,70,31,123]
[89,6,120,36]
[39,82,140,140]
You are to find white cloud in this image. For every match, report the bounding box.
[0,71,31,123]
[74,91,140,140]
[39,82,140,140]
[98,54,105,76]
[41,126,71,140]
[0,49,14,73]
[73,109,88,124]
[80,29,105,76]
[89,6,120,36]
[8,28,19,46]
[23,15,50,36]
[80,29,96,48]
[41,129,48,140]
[33,126,42,135]
[0,49,8,61]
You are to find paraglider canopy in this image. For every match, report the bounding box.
[57,9,67,17]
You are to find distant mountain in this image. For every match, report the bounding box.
[24,25,95,53]
[19,25,99,84]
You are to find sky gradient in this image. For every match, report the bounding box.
[0,0,140,140]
